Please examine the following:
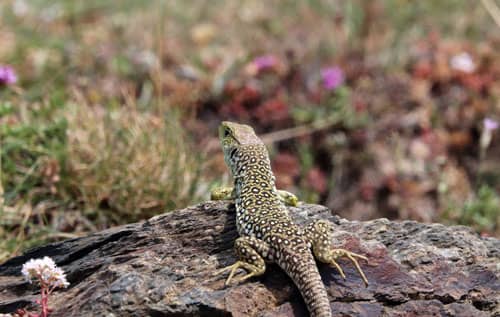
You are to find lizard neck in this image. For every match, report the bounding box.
[228,144,279,202]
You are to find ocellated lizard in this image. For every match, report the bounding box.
[212,121,368,317]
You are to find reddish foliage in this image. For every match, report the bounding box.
[446,130,472,151]
[272,152,300,189]
[412,60,433,79]
[458,73,486,92]
[254,98,289,124]
[353,98,368,112]
[359,183,376,202]
[306,167,328,194]
[220,84,261,118]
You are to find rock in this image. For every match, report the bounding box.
[0,201,498,317]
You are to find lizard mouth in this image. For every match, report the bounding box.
[229,148,238,160]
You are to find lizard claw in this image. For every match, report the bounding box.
[329,249,369,286]
[215,261,259,285]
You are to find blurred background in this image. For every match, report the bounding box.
[1,0,499,261]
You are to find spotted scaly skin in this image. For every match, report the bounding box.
[214,121,369,317]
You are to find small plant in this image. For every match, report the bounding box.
[17,256,69,317]
[459,185,500,233]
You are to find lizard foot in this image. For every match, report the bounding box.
[325,249,369,286]
[215,236,268,285]
[304,219,370,286]
[215,261,262,285]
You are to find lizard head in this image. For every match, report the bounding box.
[219,121,264,168]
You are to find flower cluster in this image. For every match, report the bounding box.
[21,256,69,289]
[18,257,69,317]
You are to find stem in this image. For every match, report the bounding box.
[260,120,336,144]
[41,286,49,317]
[481,0,500,27]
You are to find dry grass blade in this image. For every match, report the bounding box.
[481,0,500,27]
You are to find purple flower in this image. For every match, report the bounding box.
[0,65,17,85]
[484,118,499,131]
[252,55,277,71]
[321,66,344,90]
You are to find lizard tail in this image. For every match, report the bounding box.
[278,248,332,317]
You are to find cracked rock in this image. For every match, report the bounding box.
[0,201,498,316]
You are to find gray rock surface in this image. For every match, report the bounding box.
[0,201,499,316]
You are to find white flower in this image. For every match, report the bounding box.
[49,266,70,288]
[21,256,69,288]
[13,0,29,17]
[450,52,476,73]
[21,256,56,280]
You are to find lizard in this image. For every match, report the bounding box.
[212,121,369,317]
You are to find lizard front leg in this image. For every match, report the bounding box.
[276,189,299,206]
[210,186,235,201]
[211,186,299,206]
[304,219,369,286]
[215,236,270,285]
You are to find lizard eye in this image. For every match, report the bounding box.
[224,128,231,137]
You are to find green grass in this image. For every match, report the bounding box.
[459,185,499,233]
[2,105,67,204]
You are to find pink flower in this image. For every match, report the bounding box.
[252,55,277,71]
[245,55,279,76]
[321,66,344,90]
[484,118,499,131]
[0,65,17,85]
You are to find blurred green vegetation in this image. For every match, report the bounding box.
[458,185,499,233]
[1,0,499,260]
